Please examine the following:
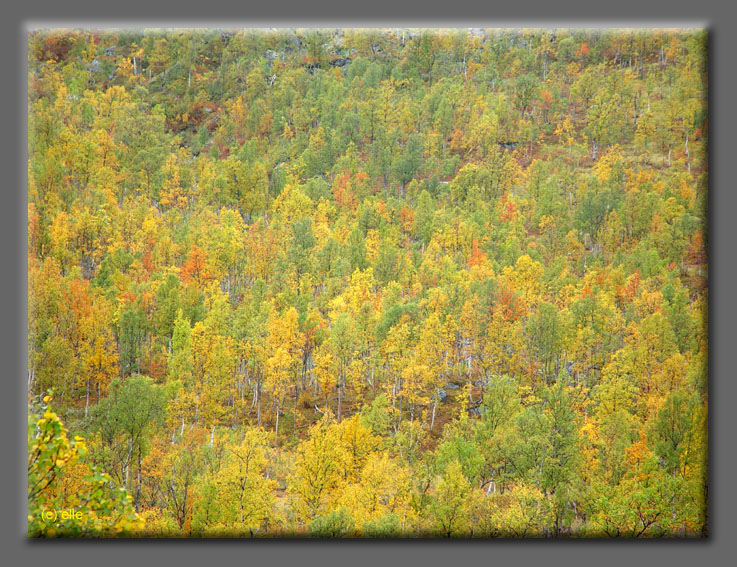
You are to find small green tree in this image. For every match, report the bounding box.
[28,395,142,537]
[91,375,166,510]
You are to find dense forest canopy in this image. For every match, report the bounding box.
[27,28,707,537]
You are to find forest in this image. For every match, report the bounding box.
[27,28,708,537]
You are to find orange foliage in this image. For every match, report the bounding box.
[499,195,518,222]
[180,245,211,286]
[539,90,554,111]
[399,205,415,233]
[332,171,358,210]
[498,283,527,322]
[468,239,488,268]
[66,278,92,321]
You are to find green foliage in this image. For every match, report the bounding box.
[309,507,355,538]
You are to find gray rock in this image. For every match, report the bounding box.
[467,406,482,417]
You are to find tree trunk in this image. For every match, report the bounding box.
[125,444,133,491]
[685,131,690,173]
[257,380,262,426]
[85,378,90,419]
[136,444,142,513]
[294,384,298,435]
[337,379,342,423]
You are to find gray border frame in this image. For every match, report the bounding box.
[3,1,732,565]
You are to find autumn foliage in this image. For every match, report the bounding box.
[28,28,707,537]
